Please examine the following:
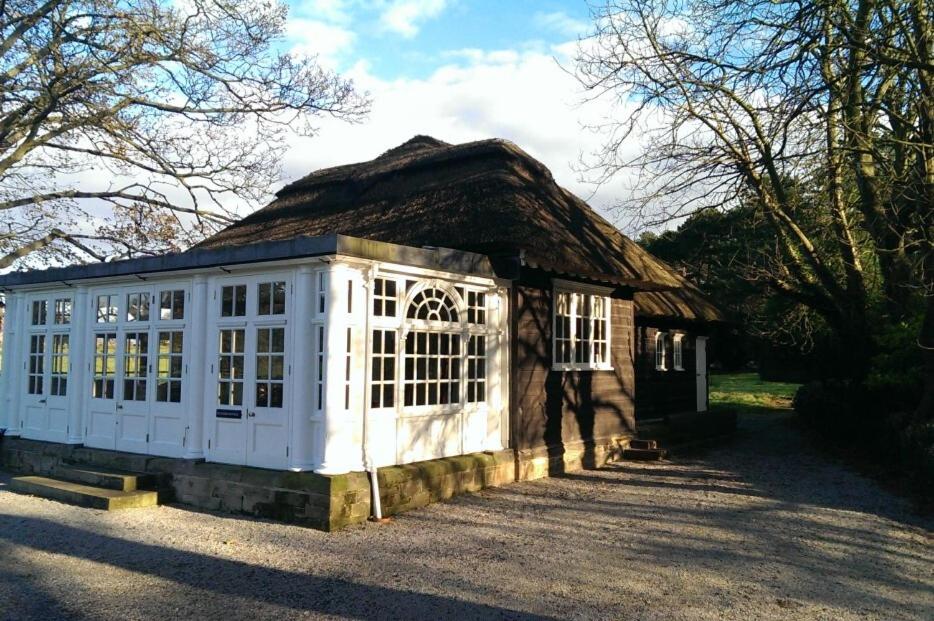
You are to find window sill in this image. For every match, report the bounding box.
[551,364,615,372]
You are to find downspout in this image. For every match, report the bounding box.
[361,265,385,521]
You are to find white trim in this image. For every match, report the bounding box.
[551,282,614,372]
[655,331,667,371]
[551,278,614,296]
[673,333,684,371]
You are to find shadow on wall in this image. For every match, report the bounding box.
[515,281,636,476]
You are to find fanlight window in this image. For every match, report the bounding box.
[406,288,459,323]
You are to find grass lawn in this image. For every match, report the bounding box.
[710,372,800,414]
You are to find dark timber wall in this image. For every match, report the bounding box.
[512,271,636,477]
[634,324,701,419]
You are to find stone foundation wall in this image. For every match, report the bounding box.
[1,413,732,531]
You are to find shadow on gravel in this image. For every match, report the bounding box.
[0,515,556,621]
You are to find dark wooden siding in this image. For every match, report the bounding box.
[634,324,699,419]
[512,275,636,459]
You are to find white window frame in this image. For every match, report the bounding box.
[673,333,684,371]
[655,331,667,371]
[551,279,613,371]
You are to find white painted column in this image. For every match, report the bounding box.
[66,286,89,443]
[289,265,316,470]
[184,275,209,459]
[487,286,508,451]
[5,292,24,435]
[315,262,364,474]
[0,293,18,432]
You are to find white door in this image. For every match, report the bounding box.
[22,332,49,439]
[248,325,290,468]
[85,287,189,456]
[21,296,72,443]
[86,331,119,450]
[696,336,708,412]
[209,277,291,469]
[116,330,150,454]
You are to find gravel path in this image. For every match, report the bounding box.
[1,410,931,621]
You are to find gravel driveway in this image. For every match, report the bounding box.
[1,410,931,621]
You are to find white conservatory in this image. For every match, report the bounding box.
[0,235,510,473]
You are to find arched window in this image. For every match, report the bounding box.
[402,287,463,407]
[406,288,459,322]
[369,281,491,412]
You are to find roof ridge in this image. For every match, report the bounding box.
[276,136,551,197]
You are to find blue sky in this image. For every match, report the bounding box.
[277,1,651,232]
[286,1,593,80]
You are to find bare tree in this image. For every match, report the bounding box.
[576,0,932,384]
[0,0,368,268]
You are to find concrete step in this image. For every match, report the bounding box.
[622,448,668,461]
[629,439,658,450]
[10,476,159,510]
[52,464,156,492]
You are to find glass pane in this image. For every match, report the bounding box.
[173,291,185,319]
[273,282,286,315]
[270,383,283,408]
[258,283,271,315]
[269,328,283,353]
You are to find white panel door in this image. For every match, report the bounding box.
[212,326,248,465]
[247,325,290,469]
[22,332,48,440]
[696,336,708,412]
[86,331,119,450]
[116,330,150,454]
[21,295,72,443]
[149,328,187,457]
[208,277,291,470]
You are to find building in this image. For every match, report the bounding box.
[0,136,726,528]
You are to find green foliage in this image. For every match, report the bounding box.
[865,314,925,410]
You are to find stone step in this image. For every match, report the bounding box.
[52,464,156,492]
[10,476,159,510]
[629,439,658,450]
[622,448,668,461]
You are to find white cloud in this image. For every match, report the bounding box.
[287,18,356,68]
[533,11,589,38]
[279,43,650,233]
[379,0,448,38]
[299,0,353,24]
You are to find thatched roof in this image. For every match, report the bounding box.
[196,136,681,290]
[634,266,726,323]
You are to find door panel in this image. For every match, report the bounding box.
[208,276,291,470]
[116,331,150,453]
[248,326,289,469]
[213,327,248,464]
[85,332,118,450]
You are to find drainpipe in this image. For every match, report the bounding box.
[361,265,385,521]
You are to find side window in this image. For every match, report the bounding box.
[373,278,397,317]
[221,285,247,317]
[655,332,667,371]
[257,282,286,316]
[160,290,185,320]
[53,299,72,325]
[96,295,118,323]
[126,292,150,322]
[27,334,46,394]
[156,331,184,403]
[31,300,47,326]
